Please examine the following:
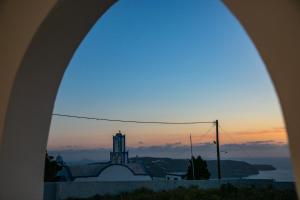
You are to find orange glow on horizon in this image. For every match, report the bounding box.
[47,125,288,150]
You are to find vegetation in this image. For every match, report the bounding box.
[65,184,298,200]
[44,151,62,181]
[186,156,210,180]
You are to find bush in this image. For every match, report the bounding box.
[186,156,210,180]
[65,184,298,200]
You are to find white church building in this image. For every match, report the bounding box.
[56,131,152,182]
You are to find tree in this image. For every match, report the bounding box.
[44,151,62,182]
[186,155,210,180]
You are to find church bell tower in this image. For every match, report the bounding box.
[110,131,128,164]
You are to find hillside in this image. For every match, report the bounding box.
[129,157,275,178]
[252,164,276,171]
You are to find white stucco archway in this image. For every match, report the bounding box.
[0,0,116,199]
[1,0,300,199]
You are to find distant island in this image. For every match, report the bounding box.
[129,157,276,178]
[252,164,276,171]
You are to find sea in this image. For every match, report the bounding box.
[247,169,294,182]
[242,157,295,182]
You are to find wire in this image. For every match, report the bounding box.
[193,124,215,141]
[192,125,216,158]
[219,126,239,143]
[219,125,252,158]
[52,113,214,125]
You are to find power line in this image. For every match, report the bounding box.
[191,125,216,158]
[219,125,252,158]
[219,126,238,143]
[52,113,214,125]
[193,125,215,141]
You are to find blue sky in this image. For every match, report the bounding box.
[48,0,286,152]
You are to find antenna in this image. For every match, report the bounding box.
[190,133,195,180]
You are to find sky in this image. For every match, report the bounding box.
[47,0,289,160]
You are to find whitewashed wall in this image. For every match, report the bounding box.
[74,165,152,182]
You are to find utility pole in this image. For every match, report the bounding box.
[190,133,195,180]
[215,120,221,180]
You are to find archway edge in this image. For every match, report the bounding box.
[0,0,116,199]
[223,0,300,195]
[1,0,300,199]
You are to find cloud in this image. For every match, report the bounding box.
[48,140,291,163]
[165,142,182,147]
[231,127,286,135]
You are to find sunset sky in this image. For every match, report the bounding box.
[47,0,288,159]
